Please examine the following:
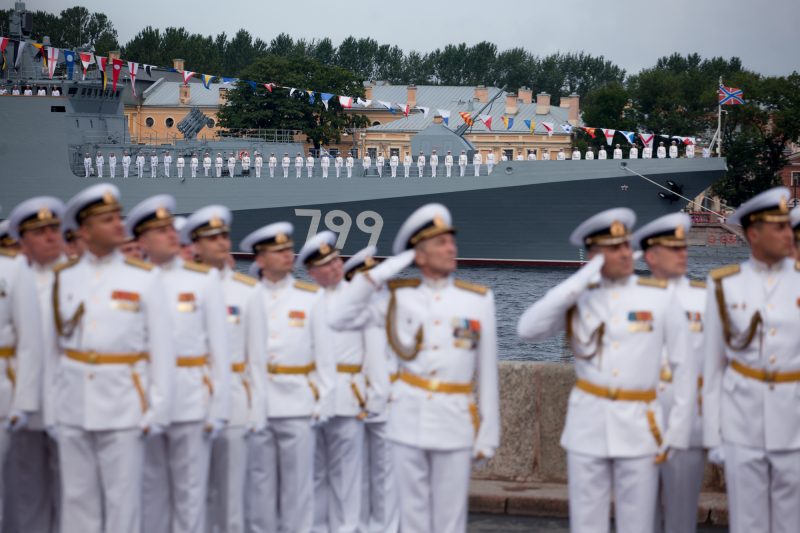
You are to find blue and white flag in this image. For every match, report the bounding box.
[320,93,334,110]
[64,50,76,80]
[560,123,573,133]
[437,109,450,125]
[620,131,636,144]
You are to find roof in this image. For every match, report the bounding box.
[360,85,578,135]
[140,80,221,108]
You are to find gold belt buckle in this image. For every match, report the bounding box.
[764,370,777,383]
[428,378,441,392]
[88,351,98,364]
[607,387,619,401]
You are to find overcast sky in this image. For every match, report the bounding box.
[24,0,800,76]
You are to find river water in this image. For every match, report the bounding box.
[240,245,751,362]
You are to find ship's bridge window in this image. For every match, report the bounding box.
[145,117,154,128]
[165,117,174,128]
[68,87,77,95]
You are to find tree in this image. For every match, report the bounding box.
[217,55,368,149]
[55,6,119,51]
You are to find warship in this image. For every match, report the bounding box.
[0,3,726,265]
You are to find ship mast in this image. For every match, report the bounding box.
[454,85,507,137]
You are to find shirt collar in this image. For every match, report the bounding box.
[748,256,785,274]
[263,273,292,290]
[422,275,451,291]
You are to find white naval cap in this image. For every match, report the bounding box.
[125,194,176,238]
[0,220,15,247]
[240,221,294,253]
[8,196,65,240]
[569,207,636,248]
[173,216,190,246]
[296,230,339,269]
[790,206,800,240]
[343,245,379,281]
[630,212,691,251]
[181,205,231,244]
[392,203,456,255]
[727,186,791,228]
[64,183,121,227]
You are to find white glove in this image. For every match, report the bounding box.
[204,418,226,440]
[655,443,671,464]
[546,253,605,305]
[5,410,28,432]
[46,424,59,441]
[143,423,166,438]
[246,418,267,436]
[472,446,494,467]
[365,249,416,286]
[707,446,725,466]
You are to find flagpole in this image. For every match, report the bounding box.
[716,76,723,157]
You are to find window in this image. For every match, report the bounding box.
[792,171,800,186]
[207,119,215,129]
[145,117,155,128]
[367,148,377,159]
[372,121,381,127]
[503,149,514,160]
[165,117,174,128]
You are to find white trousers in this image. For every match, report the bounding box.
[430,166,437,177]
[256,166,262,177]
[567,451,658,533]
[84,163,91,177]
[656,448,704,533]
[459,164,465,177]
[8,429,59,533]
[403,165,409,178]
[283,166,289,178]
[347,167,352,178]
[488,163,494,174]
[445,164,452,177]
[322,167,329,178]
[216,165,222,177]
[123,163,130,177]
[307,167,314,178]
[191,165,198,177]
[137,163,144,177]
[269,167,276,178]
[312,417,364,533]
[207,426,248,533]
[151,163,158,177]
[473,164,480,176]
[204,166,210,177]
[392,442,471,533]
[164,164,170,177]
[376,167,382,177]
[109,165,116,178]
[724,443,800,533]
[416,165,423,177]
[359,422,398,533]
[228,163,235,176]
[142,421,211,533]
[0,427,9,531]
[390,165,397,178]
[246,417,315,533]
[97,163,103,177]
[335,167,340,178]
[177,166,183,178]
[58,425,143,533]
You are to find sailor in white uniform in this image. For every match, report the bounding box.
[182,206,267,533]
[340,248,399,533]
[703,187,800,533]
[585,147,595,161]
[136,152,145,178]
[486,151,495,174]
[403,152,412,178]
[429,150,438,178]
[542,149,551,161]
[268,153,277,178]
[0,206,45,532]
[282,153,290,178]
[376,152,384,178]
[631,213,707,533]
[572,148,581,160]
[6,197,64,533]
[50,183,174,533]
[214,153,223,178]
[108,152,117,178]
[517,208,697,533]
[685,144,695,159]
[669,141,679,159]
[557,148,566,160]
[444,151,453,177]
[298,233,385,533]
[163,151,172,178]
[527,151,536,161]
[643,145,653,159]
[306,153,315,178]
[416,152,425,177]
[176,153,185,178]
[458,150,467,176]
[321,153,330,178]
[122,151,131,178]
[657,142,667,159]
[191,153,199,178]
[472,150,482,176]
[598,146,607,160]
[363,153,372,177]
[613,144,623,160]
[389,153,399,178]
[151,152,160,177]
[334,154,343,178]
[629,145,639,159]
[227,153,237,177]
[516,152,524,161]
[203,152,212,177]
[241,223,335,533]
[294,153,304,178]
[346,155,354,178]
[95,152,104,178]
[328,204,500,533]
[127,195,230,533]
[242,152,251,176]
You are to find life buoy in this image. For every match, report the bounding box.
[239,150,248,159]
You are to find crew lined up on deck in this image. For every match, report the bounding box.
[0,183,798,533]
[78,140,710,179]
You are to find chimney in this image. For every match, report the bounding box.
[536,92,551,115]
[407,84,417,108]
[109,50,121,61]
[505,93,518,115]
[433,114,443,125]
[518,86,532,104]
[173,58,185,72]
[474,85,488,103]
[365,83,374,101]
[560,93,581,124]
[179,84,190,105]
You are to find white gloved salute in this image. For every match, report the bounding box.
[365,249,417,286]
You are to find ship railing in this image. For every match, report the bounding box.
[215,128,302,143]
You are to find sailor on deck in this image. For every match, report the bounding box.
[306,153,315,178]
[430,150,438,178]
[669,141,679,159]
[295,153,304,178]
[445,151,453,177]
[472,150,482,176]
[123,151,131,178]
[242,152,251,176]
[176,153,185,179]
[416,152,425,177]
[163,151,172,178]
[227,153,237,177]
[190,153,199,178]
[108,152,117,179]
[321,153,330,178]
[363,153,372,177]
[376,152,385,178]
[215,153,223,178]
[335,154,343,178]
[241,222,334,533]
[657,142,667,159]
[128,195,229,533]
[458,150,467,176]
[542,149,551,161]
[630,145,639,160]
[403,152,412,178]
[51,184,174,533]
[202,152,211,177]
[84,153,92,178]
[390,153,399,178]
[256,152,264,178]
[598,146,607,160]
[95,152,104,178]
[346,154,354,178]
[643,145,653,159]
[631,213,707,533]
[572,148,581,160]
[136,152,145,178]
[585,147,595,161]
[517,208,697,533]
[703,187,800,533]
[151,152,159,177]
[527,151,536,161]
[685,143,695,159]
[328,204,500,533]
[269,153,278,178]
[281,153,289,178]
[486,151,495,174]
[613,144,623,160]
[557,148,566,160]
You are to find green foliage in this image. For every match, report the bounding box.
[216,55,368,148]
[1,6,119,52]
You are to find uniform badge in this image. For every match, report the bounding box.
[177,292,196,313]
[452,318,481,349]
[111,290,140,312]
[289,310,306,327]
[627,311,654,332]
[686,311,703,332]
[227,305,241,324]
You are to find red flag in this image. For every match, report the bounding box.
[639,133,655,148]
[96,56,107,89]
[338,96,353,108]
[182,71,195,85]
[399,103,410,117]
[264,83,274,92]
[459,112,474,127]
[111,58,123,91]
[479,114,493,130]
[583,127,596,139]
[79,52,93,80]
[128,62,139,96]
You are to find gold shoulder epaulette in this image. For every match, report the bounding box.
[387,278,421,290]
[637,276,668,289]
[294,280,320,292]
[232,272,258,287]
[587,282,601,290]
[53,257,80,273]
[689,279,707,289]
[183,261,211,274]
[710,264,740,281]
[454,279,489,295]
[125,257,154,271]
[0,247,18,258]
